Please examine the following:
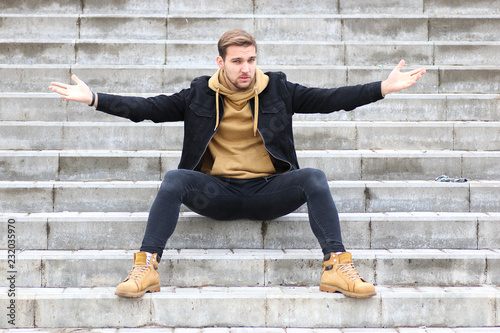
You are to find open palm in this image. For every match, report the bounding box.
[381,60,426,96]
[49,74,94,105]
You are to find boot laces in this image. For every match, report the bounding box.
[338,263,362,282]
[126,265,150,281]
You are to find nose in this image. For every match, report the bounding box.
[241,62,250,73]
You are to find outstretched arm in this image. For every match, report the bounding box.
[381,60,426,97]
[49,74,97,107]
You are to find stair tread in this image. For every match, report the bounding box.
[4,285,498,296]
[1,149,499,155]
[2,92,497,97]
[0,179,496,185]
[3,39,500,44]
[2,328,500,333]
[3,210,499,218]
[3,64,500,68]
[2,119,500,123]
[4,248,499,259]
[3,13,500,18]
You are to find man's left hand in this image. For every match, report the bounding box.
[381,60,426,97]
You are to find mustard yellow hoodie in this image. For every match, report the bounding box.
[201,68,276,179]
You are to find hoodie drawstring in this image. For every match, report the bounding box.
[253,87,259,136]
[214,87,220,131]
[210,68,269,135]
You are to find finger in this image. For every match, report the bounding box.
[396,59,405,71]
[409,68,426,76]
[49,82,68,89]
[410,72,423,83]
[49,85,69,96]
[410,72,423,84]
[71,74,81,84]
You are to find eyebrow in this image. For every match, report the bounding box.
[230,55,257,61]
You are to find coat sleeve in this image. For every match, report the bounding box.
[288,80,384,114]
[95,90,188,123]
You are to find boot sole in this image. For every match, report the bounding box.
[115,284,161,298]
[319,283,376,298]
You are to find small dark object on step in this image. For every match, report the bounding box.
[435,175,468,183]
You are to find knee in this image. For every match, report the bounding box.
[159,169,191,193]
[298,168,330,192]
[302,168,327,184]
[163,169,186,181]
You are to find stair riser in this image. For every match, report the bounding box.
[0,0,83,14]
[2,15,500,42]
[1,287,497,328]
[1,182,499,213]
[1,122,499,151]
[0,42,442,66]
[350,96,500,122]
[2,0,499,15]
[2,65,500,93]
[347,43,500,67]
[2,95,498,122]
[2,251,497,288]
[2,151,500,181]
[2,213,498,250]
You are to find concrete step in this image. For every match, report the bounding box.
[345,0,500,15]
[1,2,497,332]
[1,212,498,251]
[1,121,499,151]
[1,249,498,288]
[338,94,500,122]
[2,328,500,333]
[2,93,498,122]
[0,180,498,213]
[2,0,500,15]
[1,149,500,182]
[2,64,499,93]
[1,14,499,42]
[2,40,500,66]
[1,286,498,328]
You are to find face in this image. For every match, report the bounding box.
[216,44,257,91]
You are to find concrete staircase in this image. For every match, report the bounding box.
[1,0,499,331]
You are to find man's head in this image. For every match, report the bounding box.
[216,29,258,91]
[217,29,257,60]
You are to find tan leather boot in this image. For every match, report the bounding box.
[115,252,160,298]
[320,251,376,298]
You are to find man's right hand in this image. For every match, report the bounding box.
[49,74,96,106]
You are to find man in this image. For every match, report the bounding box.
[49,29,426,299]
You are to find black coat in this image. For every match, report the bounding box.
[96,71,383,173]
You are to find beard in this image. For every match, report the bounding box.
[225,72,254,91]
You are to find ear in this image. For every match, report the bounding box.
[216,56,224,70]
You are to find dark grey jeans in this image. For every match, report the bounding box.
[140,168,345,260]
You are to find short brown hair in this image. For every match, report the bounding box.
[217,29,257,60]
